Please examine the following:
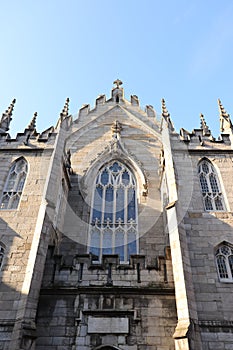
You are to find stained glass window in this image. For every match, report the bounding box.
[198,159,225,211]
[0,158,28,210]
[89,161,138,262]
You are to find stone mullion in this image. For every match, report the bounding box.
[100,186,106,260]
[207,173,216,210]
[101,186,106,224]
[124,186,128,262]
[112,186,117,254]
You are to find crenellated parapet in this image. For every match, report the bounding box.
[43,251,172,288]
[0,98,73,148]
[71,80,160,138]
[177,99,233,149]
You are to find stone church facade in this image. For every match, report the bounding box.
[0,81,233,350]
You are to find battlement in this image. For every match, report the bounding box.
[0,98,73,148]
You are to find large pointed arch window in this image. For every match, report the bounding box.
[215,244,233,282]
[89,160,138,263]
[0,158,28,210]
[198,159,225,211]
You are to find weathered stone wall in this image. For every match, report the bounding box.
[0,122,70,349]
[36,290,177,350]
[36,92,177,350]
[169,132,233,349]
[0,149,52,349]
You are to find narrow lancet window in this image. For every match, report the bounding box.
[198,159,225,211]
[0,243,5,270]
[215,244,233,282]
[89,160,138,263]
[0,158,28,210]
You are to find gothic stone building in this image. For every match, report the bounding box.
[0,81,233,350]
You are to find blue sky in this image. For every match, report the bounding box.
[1,0,233,137]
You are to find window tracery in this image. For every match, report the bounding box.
[215,244,233,282]
[0,158,28,210]
[89,160,138,263]
[198,159,225,211]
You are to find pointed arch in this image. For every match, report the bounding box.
[94,346,121,350]
[83,143,148,205]
[198,158,225,211]
[215,242,233,282]
[88,160,138,263]
[0,157,28,210]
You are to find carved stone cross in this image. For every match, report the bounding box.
[113,79,123,88]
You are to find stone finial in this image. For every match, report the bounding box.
[111,120,122,139]
[218,99,232,132]
[161,98,170,118]
[55,98,70,129]
[161,98,174,131]
[60,98,70,119]
[200,113,211,135]
[27,112,37,131]
[113,79,123,88]
[0,98,16,132]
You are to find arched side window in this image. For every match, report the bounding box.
[0,158,28,210]
[89,160,138,263]
[0,243,5,270]
[198,159,225,211]
[215,244,233,282]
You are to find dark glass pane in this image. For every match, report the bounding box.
[127,188,136,221]
[6,172,17,191]
[17,174,26,192]
[221,246,230,255]
[228,255,233,278]
[116,187,124,222]
[202,162,209,174]
[215,197,223,210]
[16,160,26,172]
[1,195,10,209]
[122,171,130,186]
[104,186,113,222]
[204,197,213,211]
[109,162,122,173]
[11,195,20,209]
[200,173,209,193]
[102,230,112,255]
[127,231,136,260]
[92,186,103,222]
[115,231,124,261]
[90,231,100,258]
[209,173,219,193]
[217,255,228,279]
[101,169,109,185]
